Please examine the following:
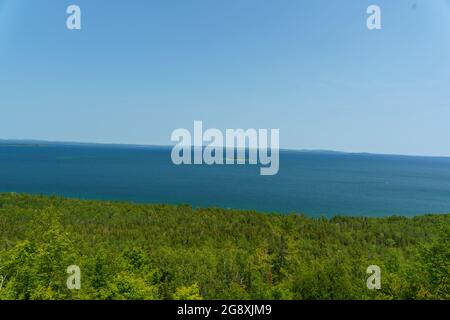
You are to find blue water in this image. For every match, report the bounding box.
[1,143,450,217]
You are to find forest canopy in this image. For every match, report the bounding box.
[0,193,448,300]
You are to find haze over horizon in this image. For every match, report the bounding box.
[3,137,450,159]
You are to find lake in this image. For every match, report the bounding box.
[1,143,450,217]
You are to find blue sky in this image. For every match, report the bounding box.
[1,0,450,156]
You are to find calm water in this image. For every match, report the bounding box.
[1,143,450,217]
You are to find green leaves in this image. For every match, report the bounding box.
[0,193,448,300]
[173,283,203,300]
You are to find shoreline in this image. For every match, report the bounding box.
[2,192,449,219]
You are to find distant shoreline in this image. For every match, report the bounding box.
[2,138,450,159]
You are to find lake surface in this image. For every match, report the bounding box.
[1,143,450,217]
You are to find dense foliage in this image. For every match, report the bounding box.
[0,193,448,300]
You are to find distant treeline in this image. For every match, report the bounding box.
[0,193,448,300]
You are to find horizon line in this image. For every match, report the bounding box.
[1,138,450,159]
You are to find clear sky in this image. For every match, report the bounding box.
[1,0,450,156]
